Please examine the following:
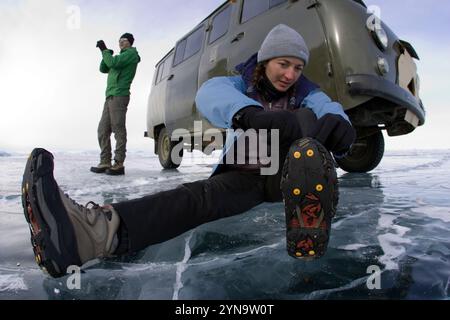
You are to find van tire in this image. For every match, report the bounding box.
[335,131,385,173]
[157,128,183,169]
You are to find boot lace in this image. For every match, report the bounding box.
[63,194,112,220]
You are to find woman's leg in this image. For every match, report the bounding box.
[22,148,265,277]
[264,107,319,202]
[113,170,266,253]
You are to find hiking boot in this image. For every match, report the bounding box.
[105,161,125,176]
[22,148,120,278]
[90,162,111,174]
[280,138,339,260]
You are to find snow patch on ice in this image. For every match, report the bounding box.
[0,274,27,292]
[412,206,450,223]
[376,212,412,270]
[338,244,369,251]
[332,209,375,229]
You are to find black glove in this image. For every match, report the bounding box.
[233,107,303,145]
[96,40,107,52]
[309,114,356,156]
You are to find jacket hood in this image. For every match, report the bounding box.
[121,47,141,62]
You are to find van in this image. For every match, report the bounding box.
[145,0,426,172]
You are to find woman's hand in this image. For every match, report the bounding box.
[233,107,303,144]
[309,114,356,156]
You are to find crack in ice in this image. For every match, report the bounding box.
[172,232,193,300]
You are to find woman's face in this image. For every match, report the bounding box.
[265,57,305,92]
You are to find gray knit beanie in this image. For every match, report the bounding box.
[257,24,310,65]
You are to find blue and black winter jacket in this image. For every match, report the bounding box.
[195,54,350,176]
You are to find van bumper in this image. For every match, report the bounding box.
[346,74,426,126]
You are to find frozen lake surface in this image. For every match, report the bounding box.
[0,149,449,300]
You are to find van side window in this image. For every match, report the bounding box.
[155,53,174,84]
[209,5,232,44]
[174,39,187,66]
[173,26,205,66]
[241,0,287,23]
[155,63,164,85]
[162,54,173,79]
[183,25,205,61]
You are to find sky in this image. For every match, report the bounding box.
[0,0,449,153]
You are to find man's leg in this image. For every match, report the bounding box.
[92,98,113,173]
[113,170,266,253]
[109,96,129,167]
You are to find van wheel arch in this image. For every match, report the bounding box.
[335,131,385,173]
[156,127,183,169]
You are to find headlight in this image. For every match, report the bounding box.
[372,26,389,50]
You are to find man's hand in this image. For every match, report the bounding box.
[309,114,356,156]
[96,40,107,52]
[233,107,303,145]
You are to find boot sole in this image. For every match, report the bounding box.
[281,138,338,260]
[90,167,109,174]
[22,149,82,278]
[105,168,125,176]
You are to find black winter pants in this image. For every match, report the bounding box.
[112,108,318,254]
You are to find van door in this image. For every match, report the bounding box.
[199,3,235,84]
[165,24,206,134]
[147,52,174,138]
[198,3,235,136]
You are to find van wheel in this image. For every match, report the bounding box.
[157,128,183,169]
[335,131,385,173]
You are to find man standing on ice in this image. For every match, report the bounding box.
[90,33,141,176]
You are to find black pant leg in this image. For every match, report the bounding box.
[112,170,266,253]
[295,107,318,136]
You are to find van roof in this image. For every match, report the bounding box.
[155,0,229,67]
[155,0,367,67]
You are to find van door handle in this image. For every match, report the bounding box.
[231,32,245,43]
[168,74,174,80]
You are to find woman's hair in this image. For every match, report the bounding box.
[251,63,267,88]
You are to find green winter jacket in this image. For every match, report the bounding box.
[100,47,141,97]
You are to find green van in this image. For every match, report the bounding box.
[145,0,425,172]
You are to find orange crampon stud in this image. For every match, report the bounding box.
[309,250,316,256]
[293,189,301,196]
[296,252,303,257]
[294,152,301,159]
[307,149,314,157]
[316,184,324,192]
